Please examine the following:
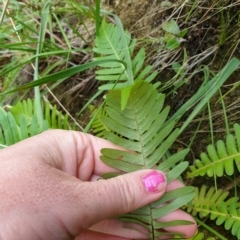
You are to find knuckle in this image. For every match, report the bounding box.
[115,176,136,212]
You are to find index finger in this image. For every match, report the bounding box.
[39,130,124,180]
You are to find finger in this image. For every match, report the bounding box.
[160,180,197,238]
[166,179,184,192]
[9,130,125,181]
[75,230,130,240]
[89,203,197,240]
[87,181,196,240]
[60,169,167,236]
[88,173,188,239]
[40,130,126,180]
[89,219,149,239]
[157,209,197,239]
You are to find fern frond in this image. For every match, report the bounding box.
[185,185,240,239]
[0,107,47,149]
[93,19,157,91]
[9,99,74,131]
[100,81,182,171]
[187,123,240,178]
[44,101,73,130]
[99,81,195,239]
[0,99,75,148]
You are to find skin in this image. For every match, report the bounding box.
[0,130,197,240]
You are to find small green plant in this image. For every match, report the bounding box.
[184,124,240,239]
[187,123,240,178]
[186,184,240,239]
[162,19,187,50]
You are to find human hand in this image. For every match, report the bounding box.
[0,130,197,239]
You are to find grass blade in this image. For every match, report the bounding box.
[0,59,126,95]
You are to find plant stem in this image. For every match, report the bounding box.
[194,218,227,240]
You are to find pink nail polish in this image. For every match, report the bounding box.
[142,171,166,193]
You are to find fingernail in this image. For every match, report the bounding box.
[142,171,166,193]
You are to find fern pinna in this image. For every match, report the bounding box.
[185,185,240,239]
[95,80,195,239]
[187,123,240,178]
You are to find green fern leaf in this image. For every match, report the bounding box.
[93,18,133,87]
[185,185,240,239]
[99,81,195,239]
[9,99,73,131]
[187,123,240,178]
[93,19,157,91]
[0,99,74,148]
[0,107,44,148]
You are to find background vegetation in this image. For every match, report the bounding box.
[1,0,240,239]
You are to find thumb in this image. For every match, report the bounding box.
[70,170,167,230]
